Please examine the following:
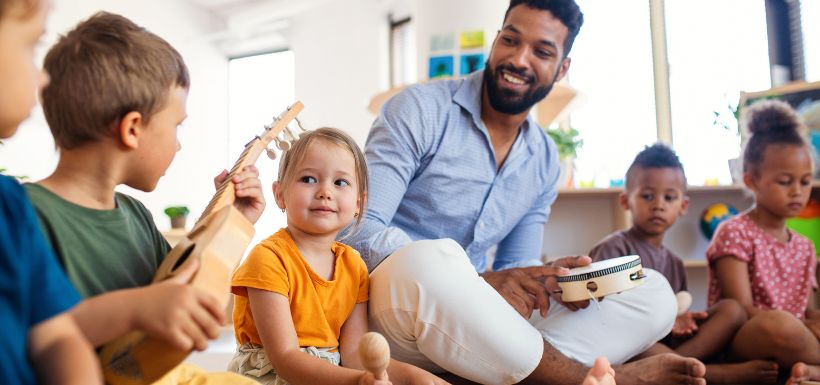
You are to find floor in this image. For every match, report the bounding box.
[184,326,236,372]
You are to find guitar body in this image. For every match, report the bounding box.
[98,102,304,385]
[100,205,254,384]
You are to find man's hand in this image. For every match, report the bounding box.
[544,256,594,311]
[671,311,708,338]
[214,165,265,224]
[482,265,569,318]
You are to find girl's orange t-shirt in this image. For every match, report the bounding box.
[231,228,369,348]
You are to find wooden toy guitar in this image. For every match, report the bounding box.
[100,102,306,385]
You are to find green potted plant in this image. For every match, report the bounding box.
[713,100,746,184]
[545,127,583,188]
[164,205,189,229]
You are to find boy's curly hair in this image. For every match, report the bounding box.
[625,143,687,190]
[742,99,808,173]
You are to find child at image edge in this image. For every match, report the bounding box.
[589,143,779,384]
[24,11,263,384]
[706,100,819,385]
[0,0,100,383]
[228,127,449,385]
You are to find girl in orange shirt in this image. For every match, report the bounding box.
[228,127,447,385]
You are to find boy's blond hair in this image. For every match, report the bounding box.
[41,12,189,149]
[277,127,369,229]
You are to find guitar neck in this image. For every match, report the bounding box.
[197,140,264,225]
[196,101,304,226]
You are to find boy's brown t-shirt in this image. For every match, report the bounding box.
[588,228,687,293]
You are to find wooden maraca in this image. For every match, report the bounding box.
[358,332,390,380]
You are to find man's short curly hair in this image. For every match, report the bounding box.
[503,0,584,56]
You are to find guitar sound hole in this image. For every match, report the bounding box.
[171,243,196,272]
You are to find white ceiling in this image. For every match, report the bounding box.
[185,0,345,57]
[186,0,271,16]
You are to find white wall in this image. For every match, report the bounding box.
[414,0,506,81]
[0,0,230,230]
[288,0,392,146]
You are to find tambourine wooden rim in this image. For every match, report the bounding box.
[556,255,646,302]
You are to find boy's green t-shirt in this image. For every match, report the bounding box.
[24,183,171,298]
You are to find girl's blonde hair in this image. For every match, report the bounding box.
[277,127,368,230]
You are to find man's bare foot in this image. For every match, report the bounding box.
[616,353,706,385]
[787,362,820,385]
[582,357,616,385]
[705,360,778,384]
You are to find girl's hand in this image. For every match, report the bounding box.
[358,371,392,385]
[671,311,708,338]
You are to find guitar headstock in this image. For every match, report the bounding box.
[258,101,307,160]
[197,101,305,224]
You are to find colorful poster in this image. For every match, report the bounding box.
[460,53,485,75]
[428,56,454,79]
[459,30,484,49]
[430,33,455,52]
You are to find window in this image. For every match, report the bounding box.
[228,50,295,248]
[568,0,658,187]
[566,1,771,187]
[666,0,770,185]
[390,16,417,87]
[803,0,820,82]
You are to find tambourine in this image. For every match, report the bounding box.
[556,255,646,302]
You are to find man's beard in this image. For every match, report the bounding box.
[483,62,554,115]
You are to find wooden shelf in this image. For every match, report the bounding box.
[683,259,707,268]
[558,180,820,196]
[161,228,188,247]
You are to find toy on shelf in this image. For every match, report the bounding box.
[700,203,739,240]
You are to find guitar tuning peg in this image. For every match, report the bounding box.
[283,127,298,142]
[295,117,308,133]
[275,137,291,151]
[266,148,277,160]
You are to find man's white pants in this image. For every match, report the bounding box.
[368,239,676,385]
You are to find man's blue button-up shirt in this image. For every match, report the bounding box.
[346,70,560,273]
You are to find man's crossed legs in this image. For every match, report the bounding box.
[368,239,706,385]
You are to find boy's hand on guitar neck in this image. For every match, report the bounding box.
[214,165,266,224]
[131,258,226,352]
